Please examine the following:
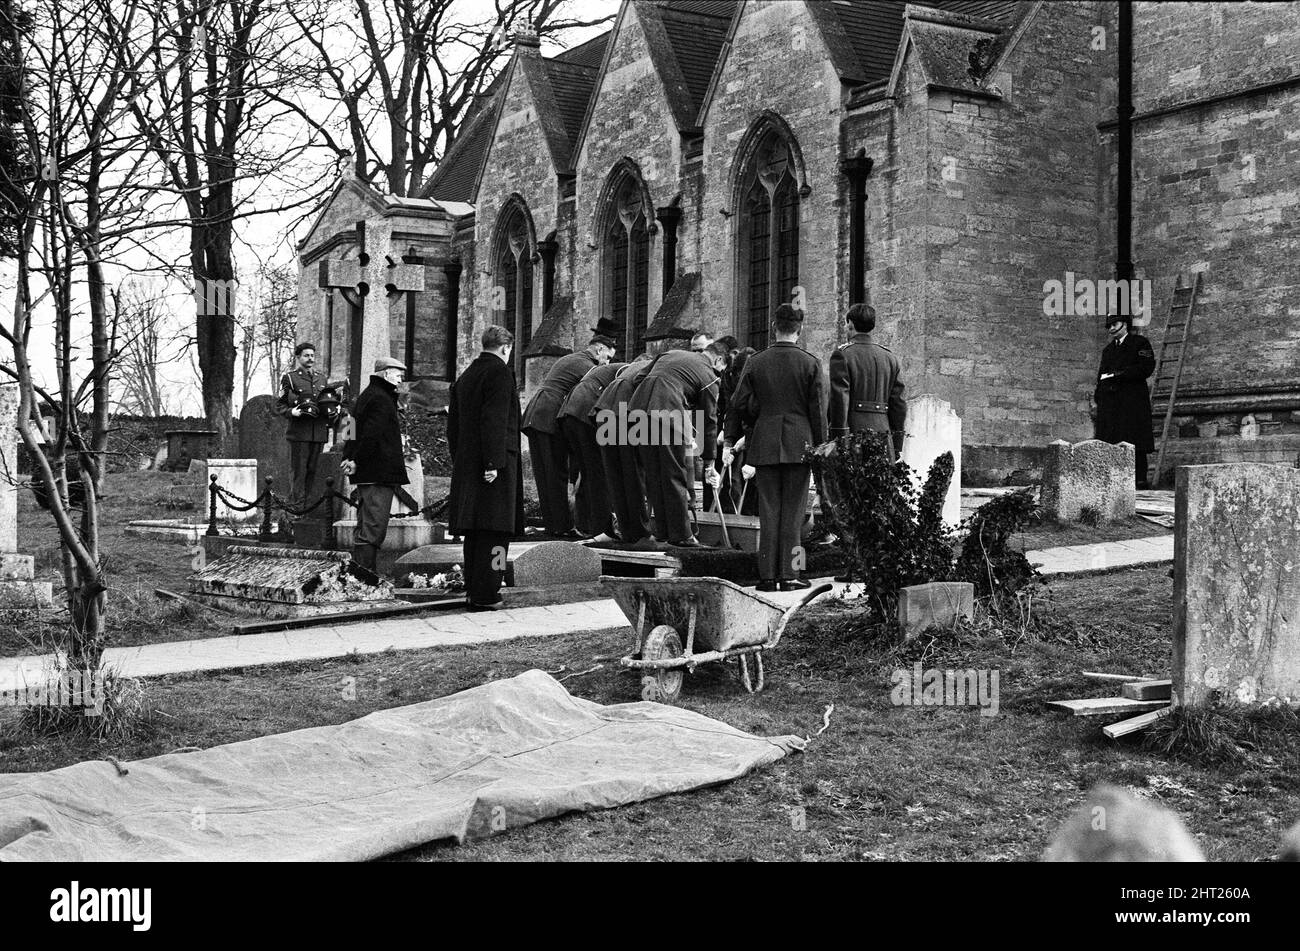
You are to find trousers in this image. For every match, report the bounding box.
[755,463,810,581]
[463,530,512,605]
[289,439,324,506]
[352,483,395,571]
[526,429,573,534]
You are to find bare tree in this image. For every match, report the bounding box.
[0,0,170,669]
[283,0,613,196]
[126,0,337,450]
[255,260,295,392]
[111,279,167,416]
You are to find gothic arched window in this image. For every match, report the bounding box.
[739,133,800,350]
[603,177,651,361]
[494,206,533,380]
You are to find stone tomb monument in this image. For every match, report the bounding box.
[188,545,400,619]
[0,383,53,606]
[1040,439,1135,523]
[1174,463,1300,707]
[900,394,962,527]
[511,541,602,588]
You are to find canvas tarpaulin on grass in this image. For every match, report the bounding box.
[0,670,802,861]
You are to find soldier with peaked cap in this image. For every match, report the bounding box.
[557,358,627,542]
[276,342,332,506]
[629,342,729,548]
[725,304,826,591]
[1095,312,1156,487]
[521,317,618,537]
[828,303,907,459]
[592,352,656,547]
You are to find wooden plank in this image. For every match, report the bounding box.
[231,599,465,635]
[1103,706,1172,739]
[1080,671,1149,683]
[1047,697,1170,717]
[1121,679,1172,701]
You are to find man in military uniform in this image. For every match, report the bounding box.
[557,358,626,542]
[276,342,331,505]
[725,304,826,591]
[828,303,907,458]
[521,318,618,537]
[1095,313,1156,488]
[629,342,728,548]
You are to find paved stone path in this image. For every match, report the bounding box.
[0,536,1174,687]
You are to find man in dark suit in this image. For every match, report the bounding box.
[521,318,618,537]
[339,357,413,572]
[726,304,826,591]
[447,325,525,610]
[592,353,656,547]
[557,359,626,543]
[276,342,332,505]
[828,303,906,458]
[629,342,728,548]
[1095,313,1157,487]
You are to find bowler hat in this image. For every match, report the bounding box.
[590,317,621,338]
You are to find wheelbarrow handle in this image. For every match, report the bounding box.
[769,581,834,647]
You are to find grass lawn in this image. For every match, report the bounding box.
[3,565,1296,861]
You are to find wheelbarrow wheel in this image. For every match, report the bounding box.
[640,625,684,703]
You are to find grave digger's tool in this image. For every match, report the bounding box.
[710,483,735,549]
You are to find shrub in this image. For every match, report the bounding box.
[807,432,955,625]
[953,486,1040,611]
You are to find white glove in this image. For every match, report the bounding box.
[291,407,303,417]
[721,448,735,468]
[734,436,746,453]
[742,464,756,480]
[704,467,721,488]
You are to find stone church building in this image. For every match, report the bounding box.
[296,0,1300,481]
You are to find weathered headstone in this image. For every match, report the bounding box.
[190,458,261,523]
[238,395,291,490]
[0,383,53,606]
[289,450,348,549]
[1174,463,1300,707]
[898,581,974,641]
[1040,439,1135,522]
[392,451,424,516]
[188,545,398,618]
[511,540,602,588]
[163,429,219,471]
[900,394,962,527]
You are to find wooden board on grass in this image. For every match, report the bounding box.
[1121,679,1172,701]
[1103,706,1172,739]
[1047,697,1170,717]
[1081,671,1151,683]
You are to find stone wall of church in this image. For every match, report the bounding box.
[571,2,676,353]
[697,0,844,359]
[917,1,1108,477]
[471,45,561,388]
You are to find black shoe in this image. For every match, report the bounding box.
[466,600,503,612]
[779,579,811,591]
[755,580,779,592]
[833,574,853,583]
[559,529,587,540]
[669,537,703,548]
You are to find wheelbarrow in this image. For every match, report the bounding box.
[600,575,833,703]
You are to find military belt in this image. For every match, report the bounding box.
[852,401,889,414]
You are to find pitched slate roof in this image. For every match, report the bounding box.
[655,2,738,122]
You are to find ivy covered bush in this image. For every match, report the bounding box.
[952,486,1040,610]
[807,432,956,624]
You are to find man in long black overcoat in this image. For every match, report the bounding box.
[1095,313,1156,488]
[447,325,525,609]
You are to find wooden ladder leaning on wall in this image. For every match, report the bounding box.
[1149,271,1204,486]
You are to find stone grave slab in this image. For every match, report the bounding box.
[900,395,962,527]
[1040,439,1135,523]
[188,545,399,619]
[898,581,974,640]
[0,382,53,606]
[511,541,602,588]
[1174,463,1300,707]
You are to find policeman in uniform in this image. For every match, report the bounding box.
[828,303,907,458]
[725,304,825,591]
[276,342,332,505]
[1095,312,1156,488]
[521,318,618,537]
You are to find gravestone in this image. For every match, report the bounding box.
[1040,439,1135,522]
[190,458,261,523]
[392,451,424,516]
[0,383,53,606]
[163,429,219,471]
[238,395,291,490]
[1174,463,1300,707]
[511,541,602,588]
[898,581,974,641]
[900,395,962,526]
[290,450,348,549]
[188,545,398,619]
